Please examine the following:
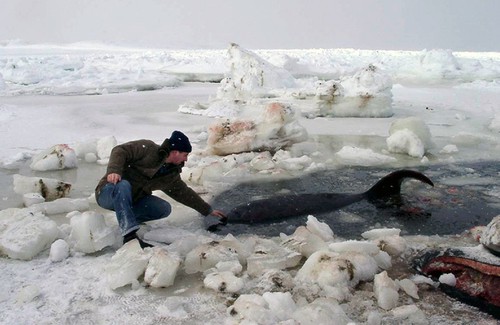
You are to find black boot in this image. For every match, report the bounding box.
[123,230,154,249]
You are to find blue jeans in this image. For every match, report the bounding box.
[96,180,172,236]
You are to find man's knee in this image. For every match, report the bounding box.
[114,180,132,193]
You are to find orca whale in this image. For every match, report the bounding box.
[210,169,434,229]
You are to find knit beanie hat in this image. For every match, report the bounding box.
[168,130,192,152]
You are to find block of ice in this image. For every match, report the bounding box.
[144,248,181,288]
[246,238,303,277]
[480,215,500,253]
[13,174,71,200]
[22,192,45,207]
[391,305,428,325]
[295,250,353,289]
[292,298,353,325]
[96,135,117,163]
[0,210,58,260]
[262,292,297,321]
[203,271,244,293]
[106,240,152,290]
[387,117,433,158]
[30,144,77,171]
[372,235,407,256]
[69,211,116,254]
[49,239,70,262]
[397,278,420,299]
[281,225,329,258]
[438,273,456,287]
[29,198,89,215]
[184,240,240,274]
[227,294,278,324]
[305,215,334,241]
[329,240,380,256]
[374,271,399,310]
[206,102,307,156]
[361,228,401,240]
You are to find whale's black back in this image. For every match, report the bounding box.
[208,164,500,238]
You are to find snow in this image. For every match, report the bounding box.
[1,42,500,324]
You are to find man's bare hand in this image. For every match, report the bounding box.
[107,173,121,184]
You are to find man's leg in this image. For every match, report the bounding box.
[132,195,172,224]
[96,180,140,236]
[96,181,172,248]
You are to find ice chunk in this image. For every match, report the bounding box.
[144,248,181,288]
[30,144,77,171]
[367,311,382,325]
[96,135,117,164]
[252,269,295,294]
[347,252,379,282]
[106,240,152,290]
[262,292,297,321]
[203,271,244,293]
[219,233,255,263]
[49,239,70,262]
[372,235,407,256]
[227,294,278,324]
[480,215,500,253]
[250,152,275,171]
[165,234,212,257]
[281,225,329,258]
[299,249,379,284]
[292,298,353,325]
[391,305,428,325]
[329,240,380,256]
[22,192,45,207]
[373,250,392,270]
[419,49,461,78]
[361,228,401,240]
[217,43,296,101]
[246,238,302,277]
[206,102,307,156]
[397,278,419,299]
[275,154,312,171]
[295,250,357,297]
[316,64,393,118]
[438,273,456,287]
[336,146,397,166]
[440,144,459,154]
[184,240,240,274]
[0,210,58,260]
[373,271,399,310]
[29,198,89,215]
[74,139,98,158]
[305,215,334,241]
[13,174,71,200]
[69,211,116,254]
[410,274,439,288]
[214,260,243,274]
[387,117,433,158]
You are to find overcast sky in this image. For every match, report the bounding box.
[1,0,499,51]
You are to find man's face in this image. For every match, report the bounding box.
[167,150,189,165]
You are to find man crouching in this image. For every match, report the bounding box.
[95,130,226,248]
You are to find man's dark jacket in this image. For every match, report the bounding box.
[95,139,212,216]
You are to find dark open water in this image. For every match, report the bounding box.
[209,161,500,238]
